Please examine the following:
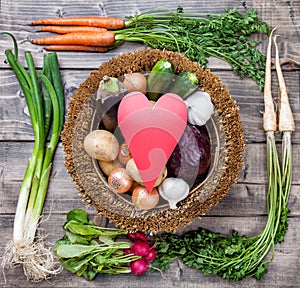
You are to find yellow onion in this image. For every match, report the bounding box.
[118,143,132,165]
[126,158,167,187]
[123,72,147,95]
[132,186,159,210]
[108,168,133,193]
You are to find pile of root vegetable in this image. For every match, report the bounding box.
[30,7,270,90]
[82,58,214,211]
[62,48,241,234]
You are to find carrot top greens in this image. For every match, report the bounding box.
[117,7,271,90]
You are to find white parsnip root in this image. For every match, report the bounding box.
[273,36,295,133]
[259,26,294,277]
[273,34,295,198]
[263,27,277,132]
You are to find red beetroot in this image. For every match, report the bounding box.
[144,248,156,262]
[130,240,150,256]
[130,259,149,275]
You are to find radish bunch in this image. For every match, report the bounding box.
[126,232,156,275]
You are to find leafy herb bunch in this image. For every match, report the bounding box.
[151,216,289,282]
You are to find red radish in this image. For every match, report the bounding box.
[123,248,132,255]
[127,231,147,242]
[131,240,150,256]
[130,259,149,275]
[144,248,156,262]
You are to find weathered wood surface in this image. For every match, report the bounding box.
[0,0,300,287]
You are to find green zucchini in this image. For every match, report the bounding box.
[169,71,199,99]
[147,60,175,101]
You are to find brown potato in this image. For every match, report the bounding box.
[84,129,119,161]
[98,159,123,176]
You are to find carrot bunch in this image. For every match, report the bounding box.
[30,16,125,52]
[29,9,272,91]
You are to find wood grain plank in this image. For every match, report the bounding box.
[1,70,300,142]
[1,142,299,217]
[0,215,299,287]
[0,1,299,287]
[2,143,300,184]
[1,180,299,217]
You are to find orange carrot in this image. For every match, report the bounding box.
[31,31,115,47]
[37,25,107,34]
[45,45,108,52]
[30,16,125,29]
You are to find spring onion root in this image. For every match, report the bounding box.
[1,33,63,281]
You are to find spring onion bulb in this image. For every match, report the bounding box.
[1,33,63,281]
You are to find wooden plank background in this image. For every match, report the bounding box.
[0,0,299,287]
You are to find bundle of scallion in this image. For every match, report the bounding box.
[1,33,64,281]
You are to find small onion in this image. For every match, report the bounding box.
[108,168,133,193]
[132,186,159,210]
[123,72,147,95]
[158,177,189,209]
[118,143,132,165]
[126,158,167,187]
[84,129,119,161]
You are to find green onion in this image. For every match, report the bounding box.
[1,33,64,282]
